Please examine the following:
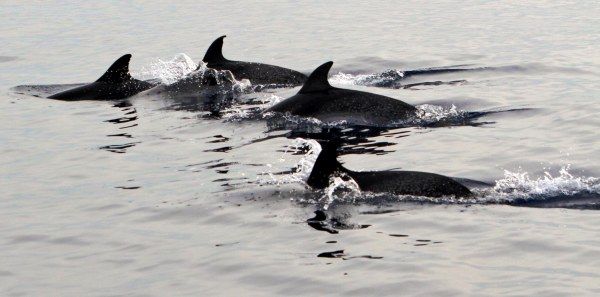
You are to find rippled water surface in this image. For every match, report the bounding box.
[1,1,599,296]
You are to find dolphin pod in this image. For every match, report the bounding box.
[41,35,485,199]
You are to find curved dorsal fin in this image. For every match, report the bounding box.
[203,35,227,64]
[306,140,346,189]
[298,61,333,94]
[96,54,132,83]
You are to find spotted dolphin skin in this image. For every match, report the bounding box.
[266,62,418,126]
[48,54,156,101]
[307,141,473,198]
[202,35,307,86]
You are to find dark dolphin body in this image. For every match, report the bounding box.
[267,62,418,126]
[307,142,472,198]
[202,35,307,86]
[48,54,156,101]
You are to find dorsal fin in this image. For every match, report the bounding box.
[203,35,227,64]
[298,61,333,93]
[96,54,132,83]
[307,140,346,189]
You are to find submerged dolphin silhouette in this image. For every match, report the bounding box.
[202,35,307,86]
[48,54,156,100]
[307,141,472,198]
[267,62,418,126]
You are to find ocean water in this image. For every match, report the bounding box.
[1,1,599,296]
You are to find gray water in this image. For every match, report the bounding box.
[1,1,600,296]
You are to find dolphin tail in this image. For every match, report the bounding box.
[96,54,133,83]
[203,35,227,64]
[298,61,333,94]
[307,140,347,189]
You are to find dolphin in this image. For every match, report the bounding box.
[266,62,418,126]
[139,67,238,98]
[202,35,307,86]
[306,141,473,198]
[48,54,156,100]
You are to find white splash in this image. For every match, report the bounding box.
[322,175,361,209]
[257,138,322,185]
[329,70,404,87]
[415,104,463,122]
[136,53,198,84]
[489,165,600,201]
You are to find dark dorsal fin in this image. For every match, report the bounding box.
[203,35,227,64]
[298,61,333,94]
[96,54,132,83]
[307,140,346,189]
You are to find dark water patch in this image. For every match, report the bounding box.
[0,56,18,63]
[206,162,238,169]
[343,255,383,260]
[212,177,248,183]
[99,142,140,153]
[317,250,383,260]
[207,135,230,143]
[306,210,371,234]
[107,133,133,138]
[389,234,409,238]
[204,146,233,153]
[48,236,90,246]
[359,209,405,215]
[9,235,49,244]
[104,115,138,124]
[317,250,345,258]
[115,186,141,190]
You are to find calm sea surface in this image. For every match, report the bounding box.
[1,1,599,296]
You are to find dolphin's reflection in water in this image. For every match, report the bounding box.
[100,101,140,154]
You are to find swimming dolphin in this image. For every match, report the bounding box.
[139,67,238,98]
[48,54,156,100]
[202,35,307,86]
[266,62,418,126]
[306,141,472,198]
